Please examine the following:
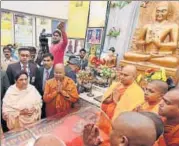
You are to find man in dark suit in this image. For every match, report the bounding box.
[1,70,10,98]
[1,70,10,132]
[35,53,54,95]
[79,49,88,70]
[6,47,38,86]
[35,53,54,118]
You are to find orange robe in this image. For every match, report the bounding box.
[98,81,144,136]
[158,124,179,146]
[133,101,159,114]
[105,56,117,68]
[43,77,79,117]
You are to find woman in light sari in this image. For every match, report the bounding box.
[2,71,42,131]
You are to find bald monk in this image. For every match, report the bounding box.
[99,65,144,134]
[43,64,79,117]
[133,80,168,113]
[158,88,179,146]
[34,134,66,146]
[83,111,164,146]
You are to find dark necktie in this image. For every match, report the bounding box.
[23,65,27,72]
[46,70,49,80]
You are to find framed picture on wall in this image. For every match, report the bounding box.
[86,28,103,44]
[65,39,85,55]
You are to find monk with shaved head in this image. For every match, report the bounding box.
[34,134,66,146]
[83,111,164,146]
[98,65,144,134]
[133,80,168,113]
[158,88,179,146]
[43,63,79,117]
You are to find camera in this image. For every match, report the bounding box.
[40,29,52,38]
[36,29,52,66]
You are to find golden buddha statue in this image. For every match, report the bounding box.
[88,44,97,67]
[124,1,179,68]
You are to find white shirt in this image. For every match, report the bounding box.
[20,62,30,76]
[42,67,53,90]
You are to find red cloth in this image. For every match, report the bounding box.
[50,30,67,65]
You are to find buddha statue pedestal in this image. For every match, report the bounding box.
[120,1,179,77]
[120,60,177,77]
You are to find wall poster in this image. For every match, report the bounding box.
[86,28,103,45]
[1,11,14,46]
[14,14,33,46]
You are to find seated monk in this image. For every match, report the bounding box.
[2,71,42,130]
[83,111,164,146]
[34,134,66,146]
[104,47,117,68]
[124,1,179,68]
[43,64,79,117]
[158,88,179,146]
[98,65,144,134]
[133,80,168,113]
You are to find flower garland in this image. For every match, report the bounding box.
[90,56,106,68]
[137,68,167,83]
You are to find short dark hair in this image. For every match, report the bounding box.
[43,53,54,60]
[3,46,12,52]
[28,46,37,53]
[7,44,13,48]
[53,30,61,37]
[18,47,30,54]
[80,49,86,53]
[15,71,28,81]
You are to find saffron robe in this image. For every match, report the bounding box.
[158,124,179,146]
[43,77,79,117]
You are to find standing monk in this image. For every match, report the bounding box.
[50,22,68,65]
[98,65,144,134]
[133,80,168,113]
[158,88,179,146]
[43,64,79,117]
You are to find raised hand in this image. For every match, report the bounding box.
[83,124,102,146]
[57,22,65,31]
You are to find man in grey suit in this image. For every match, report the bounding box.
[79,49,88,70]
[6,47,38,86]
[35,53,54,118]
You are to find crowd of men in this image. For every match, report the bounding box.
[1,22,179,146]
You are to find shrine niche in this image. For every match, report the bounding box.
[120,1,179,76]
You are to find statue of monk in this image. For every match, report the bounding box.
[124,1,179,68]
[104,47,117,68]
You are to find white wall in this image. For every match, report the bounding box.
[103,1,141,62]
[1,1,69,19]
